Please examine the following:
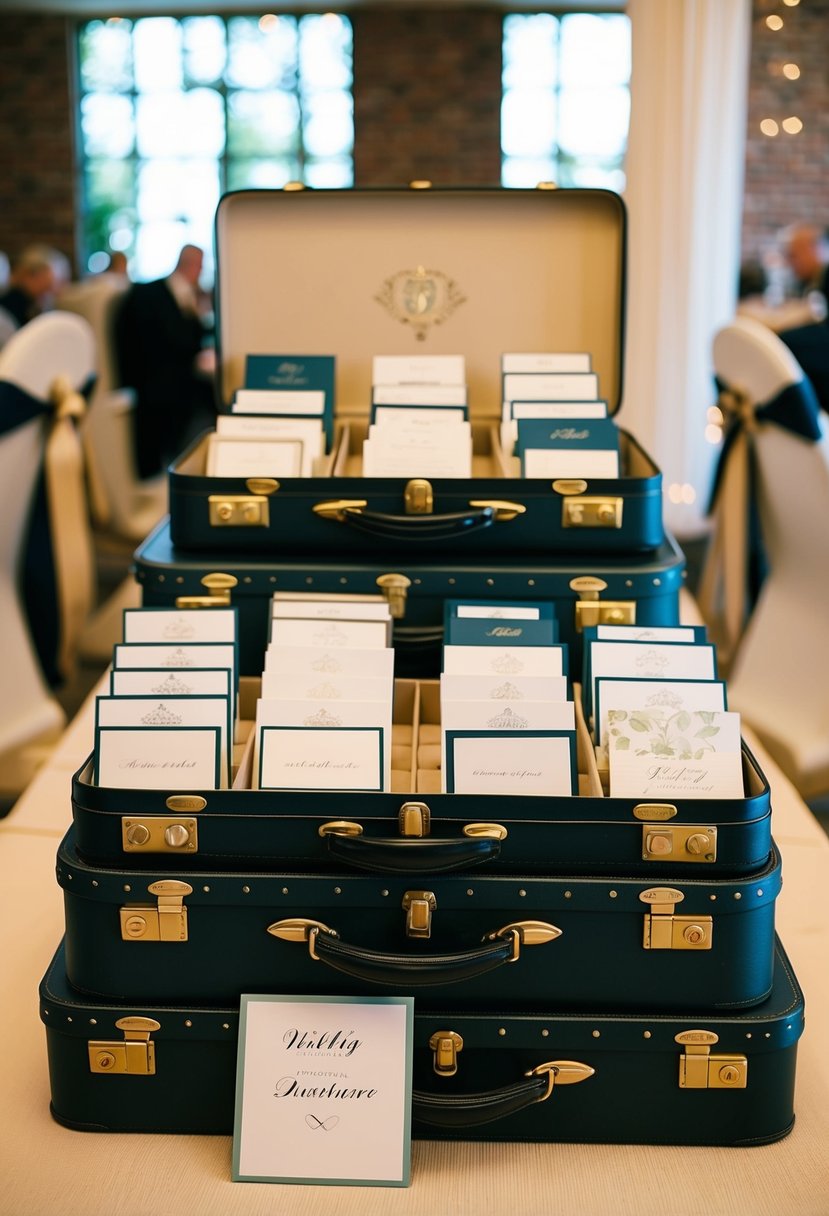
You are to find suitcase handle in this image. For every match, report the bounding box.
[315,504,496,542]
[412,1060,595,1128]
[323,830,502,874]
[267,918,561,987]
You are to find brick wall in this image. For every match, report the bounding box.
[742,0,829,262]
[0,15,76,275]
[0,6,826,276]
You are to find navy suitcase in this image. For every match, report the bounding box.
[40,935,803,1144]
[168,187,664,560]
[134,517,685,678]
[57,825,781,1012]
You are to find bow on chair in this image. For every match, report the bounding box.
[0,375,95,686]
[697,374,822,672]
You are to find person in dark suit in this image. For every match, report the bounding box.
[114,244,216,479]
[778,225,829,415]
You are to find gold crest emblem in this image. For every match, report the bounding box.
[375,265,466,342]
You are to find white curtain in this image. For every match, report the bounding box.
[623,0,751,537]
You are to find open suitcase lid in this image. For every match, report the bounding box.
[213,186,625,419]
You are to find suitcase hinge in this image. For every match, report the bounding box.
[430,1030,463,1077]
[402,889,437,938]
[120,880,193,942]
[641,824,717,863]
[208,494,271,528]
[404,478,433,514]
[88,1016,160,1076]
[175,572,237,609]
[560,495,624,530]
[640,887,713,950]
[122,817,199,855]
[399,801,430,837]
[376,573,411,619]
[569,577,635,631]
[675,1031,747,1089]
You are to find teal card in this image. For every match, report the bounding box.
[245,354,335,444]
[447,617,558,647]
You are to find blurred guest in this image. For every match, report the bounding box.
[783,223,829,299]
[103,251,129,278]
[0,244,69,349]
[114,244,216,479]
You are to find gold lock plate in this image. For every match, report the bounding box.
[430,1030,463,1076]
[208,494,270,528]
[175,572,237,609]
[376,573,411,619]
[120,880,193,942]
[404,478,433,514]
[121,817,198,855]
[675,1031,747,1089]
[403,890,437,938]
[641,824,718,863]
[569,576,635,631]
[399,801,430,837]
[88,1016,160,1075]
[561,496,624,529]
[640,887,713,950]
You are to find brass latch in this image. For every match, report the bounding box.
[376,573,411,619]
[405,478,433,514]
[403,890,437,938]
[561,496,624,529]
[88,1016,160,1075]
[209,494,271,528]
[430,1030,463,1076]
[676,1031,747,1089]
[640,887,713,951]
[175,572,237,609]
[485,920,562,961]
[462,822,508,841]
[569,576,635,631]
[318,819,364,838]
[122,817,199,855]
[468,499,527,522]
[312,498,369,520]
[399,801,430,837]
[120,880,193,942]
[641,825,717,863]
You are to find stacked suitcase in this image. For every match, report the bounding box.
[40,188,803,1150]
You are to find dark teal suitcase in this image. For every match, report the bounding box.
[134,517,685,678]
[57,826,781,1011]
[40,935,803,1144]
[168,187,664,560]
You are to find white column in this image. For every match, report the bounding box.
[623,0,751,537]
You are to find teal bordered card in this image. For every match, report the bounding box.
[444,728,577,796]
[233,994,413,1187]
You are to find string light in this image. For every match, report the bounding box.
[782,63,800,79]
[760,119,779,136]
[782,116,803,134]
[766,15,784,30]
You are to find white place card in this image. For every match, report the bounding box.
[372,385,467,406]
[441,699,575,734]
[264,645,395,681]
[269,618,390,651]
[257,726,384,792]
[607,710,744,799]
[205,436,304,478]
[362,420,472,479]
[260,672,392,704]
[110,667,232,701]
[523,447,620,479]
[272,600,391,622]
[503,372,600,402]
[510,401,608,420]
[216,415,324,475]
[591,625,705,643]
[122,607,237,645]
[96,695,231,786]
[372,354,465,385]
[587,641,718,720]
[594,678,727,749]
[440,673,569,703]
[233,995,413,1187]
[112,642,238,721]
[456,605,540,620]
[444,732,576,796]
[502,353,592,374]
[233,388,326,415]
[372,407,467,426]
[95,726,221,789]
[443,645,565,678]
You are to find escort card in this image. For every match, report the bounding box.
[444,731,577,796]
[446,618,558,648]
[272,600,391,622]
[594,678,728,749]
[205,436,304,478]
[110,666,232,701]
[503,371,600,403]
[441,698,575,733]
[216,416,324,476]
[586,624,707,643]
[443,645,566,678]
[254,698,392,790]
[95,695,231,786]
[517,418,620,479]
[112,642,238,720]
[607,710,744,799]
[269,618,390,650]
[502,352,592,374]
[95,726,222,789]
[260,672,393,705]
[362,419,472,479]
[122,607,237,645]
[510,400,609,420]
[233,388,325,415]
[586,641,718,721]
[244,354,335,444]
[372,384,467,406]
[372,406,467,426]
[445,597,557,629]
[264,645,395,681]
[439,673,569,703]
[232,994,413,1187]
[372,354,465,385]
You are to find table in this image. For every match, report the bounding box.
[2,675,828,1216]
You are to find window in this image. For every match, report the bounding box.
[501,12,631,190]
[76,13,353,281]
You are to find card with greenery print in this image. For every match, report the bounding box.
[607,708,744,799]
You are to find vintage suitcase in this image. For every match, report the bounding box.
[40,934,803,1144]
[57,825,781,1011]
[168,187,664,559]
[134,517,685,677]
[69,678,773,879]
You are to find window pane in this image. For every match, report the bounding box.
[136,158,220,226]
[304,158,354,189]
[227,91,300,158]
[134,18,183,93]
[136,89,224,159]
[299,14,353,91]
[303,92,353,159]
[226,159,300,191]
[183,16,226,85]
[503,14,558,89]
[227,15,297,90]
[559,87,630,158]
[81,93,134,158]
[501,89,557,159]
[79,19,133,92]
[501,157,557,189]
[560,14,631,88]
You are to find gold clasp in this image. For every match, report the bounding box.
[376,573,411,619]
[430,1030,464,1076]
[675,1031,747,1089]
[641,824,718,863]
[120,880,193,942]
[468,499,527,522]
[88,1016,161,1076]
[489,920,562,961]
[402,890,437,939]
[267,918,338,961]
[122,817,199,855]
[399,801,431,838]
[525,1060,595,1101]
[312,498,368,521]
[640,887,713,950]
[404,479,433,514]
[569,576,635,631]
[208,494,271,528]
[175,572,237,609]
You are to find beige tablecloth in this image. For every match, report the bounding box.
[1,676,828,1216]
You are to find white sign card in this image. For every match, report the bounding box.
[607,709,744,799]
[233,994,413,1187]
[522,447,620,479]
[372,384,467,405]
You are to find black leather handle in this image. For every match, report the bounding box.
[309,928,517,987]
[337,505,494,542]
[324,832,501,874]
[412,1074,550,1128]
